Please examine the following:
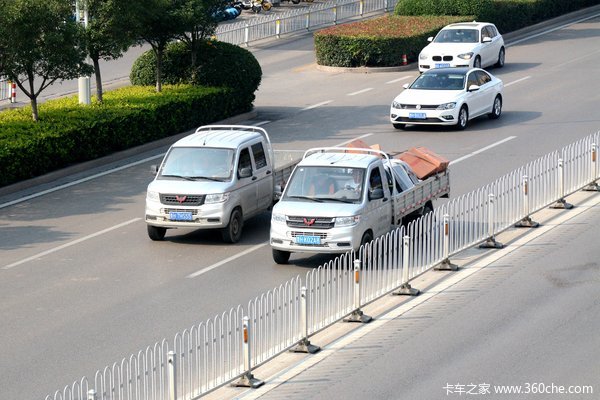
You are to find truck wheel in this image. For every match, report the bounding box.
[423,201,434,216]
[272,249,291,264]
[356,231,373,261]
[147,225,166,241]
[221,208,243,243]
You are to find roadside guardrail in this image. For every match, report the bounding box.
[45,130,600,400]
[0,77,13,102]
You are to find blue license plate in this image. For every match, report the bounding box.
[170,211,193,221]
[435,63,450,68]
[408,112,427,119]
[295,235,321,245]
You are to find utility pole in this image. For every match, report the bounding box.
[75,0,91,105]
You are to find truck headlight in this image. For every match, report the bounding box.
[335,216,360,227]
[147,191,159,201]
[271,213,286,223]
[205,192,230,204]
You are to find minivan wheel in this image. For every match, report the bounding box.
[221,208,243,243]
[272,249,291,264]
[456,106,468,130]
[488,95,502,119]
[147,225,166,241]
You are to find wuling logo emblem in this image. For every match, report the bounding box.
[176,195,187,204]
[303,218,316,226]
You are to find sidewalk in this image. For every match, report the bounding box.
[206,188,600,399]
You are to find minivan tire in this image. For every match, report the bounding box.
[272,249,291,264]
[222,208,243,243]
[147,225,166,241]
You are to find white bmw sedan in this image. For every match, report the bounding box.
[390,67,503,130]
[418,21,505,72]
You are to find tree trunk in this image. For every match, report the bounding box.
[93,57,103,103]
[31,97,39,122]
[156,49,162,92]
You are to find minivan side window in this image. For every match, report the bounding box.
[238,148,252,177]
[251,142,267,170]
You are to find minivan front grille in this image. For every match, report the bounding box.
[286,216,335,229]
[160,194,205,206]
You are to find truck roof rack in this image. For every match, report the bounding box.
[303,147,391,161]
[194,124,271,143]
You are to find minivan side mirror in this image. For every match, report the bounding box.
[150,165,158,175]
[368,188,384,200]
[238,167,252,179]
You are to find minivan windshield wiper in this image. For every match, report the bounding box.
[160,174,195,181]
[322,197,355,203]
[160,174,225,182]
[286,195,324,203]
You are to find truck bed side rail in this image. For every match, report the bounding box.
[394,170,451,217]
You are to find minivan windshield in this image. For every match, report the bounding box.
[283,166,364,203]
[159,147,234,181]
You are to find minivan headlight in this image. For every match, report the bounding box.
[147,191,159,201]
[205,192,230,204]
[335,216,360,227]
[271,213,286,223]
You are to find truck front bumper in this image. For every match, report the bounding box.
[145,199,231,230]
[270,221,362,254]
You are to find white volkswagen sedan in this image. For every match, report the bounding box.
[418,21,505,72]
[390,67,503,130]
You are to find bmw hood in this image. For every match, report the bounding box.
[273,200,362,217]
[421,42,477,56]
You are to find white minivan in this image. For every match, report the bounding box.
[145,125,276,243]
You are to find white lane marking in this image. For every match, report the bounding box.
[0,155,164,210]
[347,88,373,96]
[450,136,517,165]
[504,76,530,87]
[187,243,268,278]
[2,218,141,270]
[301,100,333,111]
[386,76,412,84]
[552,48,600,69]
[253,120,271,126]
[337,133,373,146]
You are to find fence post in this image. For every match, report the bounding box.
[232,316,264,388]
[244,23,250,47]
[550,158,573,209]
[333,5,338,25]
[306,11,310,31]
[435,214,458,270]
[167,351,177,400]
[515,175,539,227]
[11,82,17,103]
[87,389,96,400]
[479,194,504,249]
[359,0,364,17]
[583,143,599,191]
[276,18,281,39]
[343,259,372,323]
[290,286,321,353]
[393,235,420,296]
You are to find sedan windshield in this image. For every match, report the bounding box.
[159,147,234,180]
[434,28,479,43]
[410,71,466,90]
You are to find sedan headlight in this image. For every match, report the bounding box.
[457,52,474,60]
[205,192,230,204]
[271,213,286,223]
[437,102,457,110]
[419,52,428,60]
[335,215,360,227]
[147,191,159,201]
[392,101,403,109]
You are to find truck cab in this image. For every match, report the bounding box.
[270,148,396,264]
[145,125,275,243]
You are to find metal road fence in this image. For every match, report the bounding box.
[215,0,399,46]
[0,77,12,102]
[46,131,600,400]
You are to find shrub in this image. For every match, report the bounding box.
[130,41,262,106]
[315,15,468,67]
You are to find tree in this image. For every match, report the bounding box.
[131,0,183,92]
[0,0,92,121]
[175,0,228,72]
[79,0,136,103]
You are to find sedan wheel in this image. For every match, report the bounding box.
[393,123,406,130]
[473,55,481,69]
[456,106,468,130]
[495,48,505,68]
[488,95,502,119]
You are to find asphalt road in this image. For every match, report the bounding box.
[1,12,600,400]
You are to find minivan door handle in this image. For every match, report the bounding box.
[252,176,257,181]
[383,197,389,202]
[266,170,272,175]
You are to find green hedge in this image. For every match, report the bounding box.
[0,85,237,187]
[395,0,600,33]
[315,15,468,67]
[130,41,262,108]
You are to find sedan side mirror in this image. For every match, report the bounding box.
[482,36,492,43]
[427,36,433,42]
[468,84,481,92]
[150,165,158,175]
[403,83,410,89]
